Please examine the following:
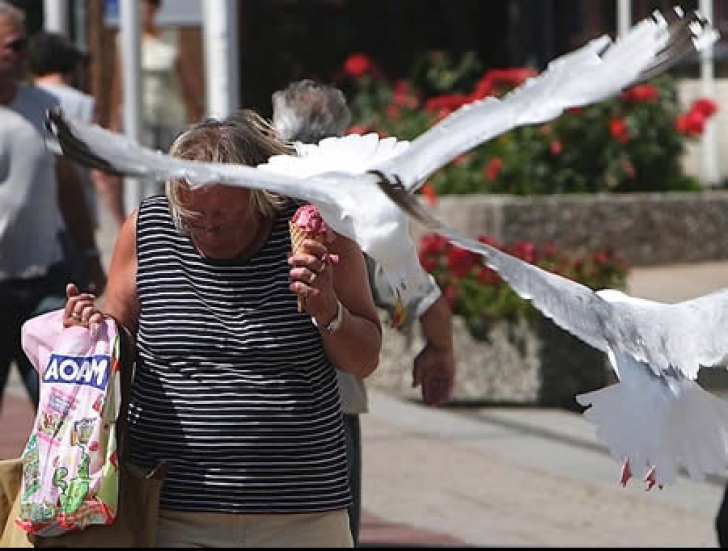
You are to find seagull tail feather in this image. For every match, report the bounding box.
[577,375,728,487]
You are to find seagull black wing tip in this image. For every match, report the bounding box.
[44,108,127,177]
[371,170,443,232]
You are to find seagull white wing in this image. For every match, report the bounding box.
[377,181,610,352]
[46,108,344,210]
[259,132,409,177]
[371,8,718,192]
[598,290,728,380]
[672,290,728,372]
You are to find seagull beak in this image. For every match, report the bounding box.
[390,297,407,329]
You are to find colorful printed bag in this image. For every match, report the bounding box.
[15,309,121,537]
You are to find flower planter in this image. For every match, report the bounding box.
[368,316,612,411]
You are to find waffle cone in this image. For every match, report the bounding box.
[289,220,326,312]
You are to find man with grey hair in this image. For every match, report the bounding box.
[272,79,352,145]
[0,1,105,412]
[272,78,456,546]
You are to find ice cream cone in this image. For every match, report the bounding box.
[289,220,326,312]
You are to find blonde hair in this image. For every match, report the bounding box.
[166,110,292,231]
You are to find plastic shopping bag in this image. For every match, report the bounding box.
[14,309,122,537]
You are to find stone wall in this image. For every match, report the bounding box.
[410,191,728,267]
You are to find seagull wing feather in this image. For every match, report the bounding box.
[377,180,609,352]
[46,108,343,210]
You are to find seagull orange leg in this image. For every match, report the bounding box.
[620,459,632,487]
[644,467,662,490]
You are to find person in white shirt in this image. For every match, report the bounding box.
[109,0,203,153]
[272,79,456,546]
[0,2,105,412]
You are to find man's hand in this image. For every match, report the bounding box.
[412,343,455,407]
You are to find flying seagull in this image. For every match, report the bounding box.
[377,169,728,489]
[46,7,718,314]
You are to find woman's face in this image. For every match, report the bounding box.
[178,184,257,259]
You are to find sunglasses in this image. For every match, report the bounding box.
[4,38,26,53]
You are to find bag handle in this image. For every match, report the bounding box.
[114,320,135,464]
[112,319,168,479]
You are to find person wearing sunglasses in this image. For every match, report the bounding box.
[0,1,105,414]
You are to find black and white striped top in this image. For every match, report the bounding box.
[127,195,350,513]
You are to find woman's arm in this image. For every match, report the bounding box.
[289,233,382,378]
[101,211,140,333]
[64,210,139,336]
[56,155,106,296]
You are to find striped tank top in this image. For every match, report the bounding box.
[128,195,351,513]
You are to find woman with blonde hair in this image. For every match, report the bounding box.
[64,110,382,547]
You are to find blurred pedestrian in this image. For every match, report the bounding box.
[272,78,457,546]
[28,30,126,250]
[109,0,203,153]
[0,2,105,412]
[64,109,381,547]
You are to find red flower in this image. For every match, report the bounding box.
[485,157,503,182]
[550,141,562,156]
[480,68,538,97]
[593,251,610,266]
[421,182,438,206]
[675,111,706,136]
[453,153,471,166]
[447,247,479,277]
[392,79,419,109]
[344,53,372,78]
[542,244,560,258]
[347,124,370,135]
[425,94,469,115]
[419,255,440,272]
[477,266,500,285]
[609,118,629,143]
[508,241,538,264]
[620,84,659,103]
[419,234,450,255]
[477,234,499,247]
[692,97,718,118]
[386,104,401,121]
